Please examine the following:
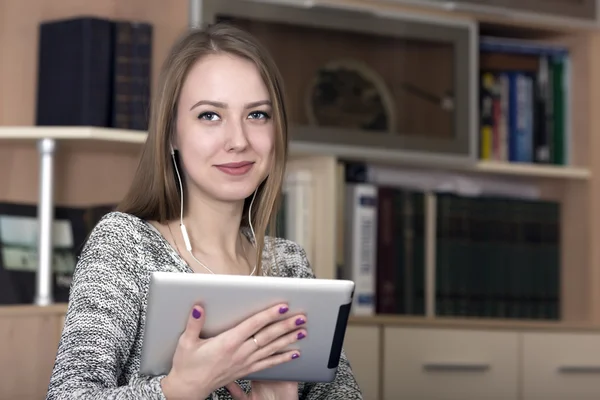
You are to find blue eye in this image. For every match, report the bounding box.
[198,112,220,121]
[248,111,270,120]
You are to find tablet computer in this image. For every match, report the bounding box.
[139,271,355,383]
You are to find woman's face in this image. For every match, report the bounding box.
[174,52,275,204]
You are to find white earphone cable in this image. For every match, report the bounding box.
[171,148,257,276]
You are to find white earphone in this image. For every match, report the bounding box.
[170,144,258,275]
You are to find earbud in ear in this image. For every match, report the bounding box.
[170,144,175,155]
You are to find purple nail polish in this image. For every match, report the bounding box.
[279,306,289,314]
[295,317,305,326]
[292,353,300,360]
[192,308,201,319]
[297,332,305,340]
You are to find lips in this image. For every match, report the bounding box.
[216,161,254,168]
[214,161,255,176]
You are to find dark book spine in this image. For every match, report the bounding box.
[435,193,451,316]
[411,192,426,315]
[375,186,397,314]
[111,22,133,129]
[36,17,113,127]
[533,56,553,163]
[399,191,416,315]
[130,22,153,131]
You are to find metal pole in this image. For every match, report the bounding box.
[189,0,202,28]
[425,192,437,318]
[35,138,56,306]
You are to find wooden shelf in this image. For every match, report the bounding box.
[0,126,591,181]
[5,303,600,333]
[475,160,591,180]
[349,314,600,332]
[0,126,146,144]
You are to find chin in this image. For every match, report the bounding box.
[211,181,262,203]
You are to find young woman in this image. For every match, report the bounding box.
[45,23,362,400]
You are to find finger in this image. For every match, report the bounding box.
[225,382,249,400]
[258,314,306,347]
[246,350,301,376]
[251,327,306,363]
[243,314,306,359]
[179,305,205,346]
[232,303,290,344]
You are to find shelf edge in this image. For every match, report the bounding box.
[348,314,600,332]
[0,127,590,180]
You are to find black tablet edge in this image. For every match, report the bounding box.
[327,299,353,369]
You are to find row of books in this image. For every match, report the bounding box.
[479,36,569,166]
[339,161,561,320]
[0,202,113,304]
[0,159,562,320]
[36,16,152,131]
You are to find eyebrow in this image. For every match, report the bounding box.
[189,99,272,111]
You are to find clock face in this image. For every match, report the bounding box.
[305,59,396,133]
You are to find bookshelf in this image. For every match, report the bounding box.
[0,125,595,319]
[3,0,600,398]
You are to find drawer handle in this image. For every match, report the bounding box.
[423,362,491,372]
[558,365,600,374]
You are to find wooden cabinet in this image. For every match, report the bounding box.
[366,324,600,400]
[521,332,600,400]
[343,326,381,400]
[382,327,520,400]
[0,305,65,400]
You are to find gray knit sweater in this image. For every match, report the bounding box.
[46,211,362,399]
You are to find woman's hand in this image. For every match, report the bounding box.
[160,303,306,400]
[226,380,299,400]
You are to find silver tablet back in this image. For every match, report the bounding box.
[140,271,354,383]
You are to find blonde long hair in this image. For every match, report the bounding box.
[117,23,289,275]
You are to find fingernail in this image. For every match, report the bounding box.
[192,308,201,319]
[297,332,305,340]
[295,317,305,326]
[292,353,300,360]
[279,306,289,314]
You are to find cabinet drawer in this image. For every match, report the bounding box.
[344,326,380,400]
[522,332,600,400]
[383,327,519,400]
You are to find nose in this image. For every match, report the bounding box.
[224,119,249,152]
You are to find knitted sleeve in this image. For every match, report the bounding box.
[287,244,364,400]
[45,216,167,400]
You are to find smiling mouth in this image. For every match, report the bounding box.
[214,161,255,176]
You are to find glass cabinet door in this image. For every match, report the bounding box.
[200,0,478,164]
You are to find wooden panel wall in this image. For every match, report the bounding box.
[0,305,66,400]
